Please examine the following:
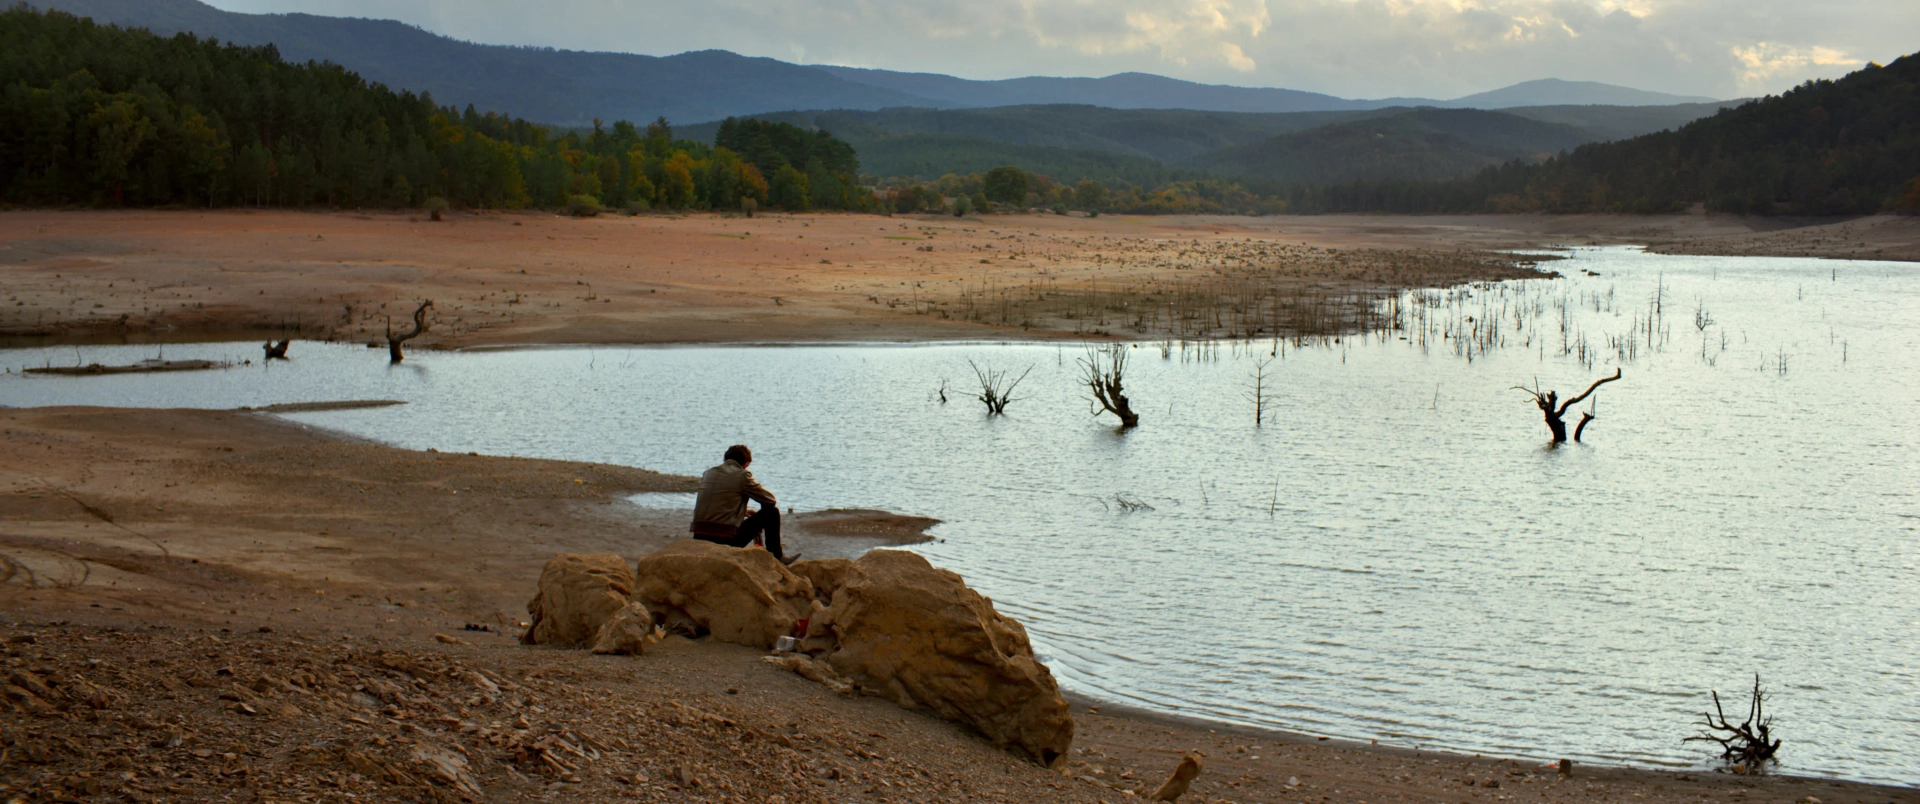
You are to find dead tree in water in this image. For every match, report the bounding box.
[385,300,433,364]
[968,359,1032,415]
[1245,358,1275,426]
[262,340,290,360]
[1684,675,1781,772]
[1079,344,1140,428]
[1514,368,1620,442]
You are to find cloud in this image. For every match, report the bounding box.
[1731,42,1857,92]
[202,0,1914,99]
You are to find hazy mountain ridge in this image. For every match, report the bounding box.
[819,68,1718,113]
[1180,109,1600,184]
[34,0,1717,126]
[681,104,1739,185]
[26,0,945,125]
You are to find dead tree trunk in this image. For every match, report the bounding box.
[262,339,290,360]
[1684,675,1781,772]
[1079,344,1139,428]
[1515,368,1620,443]
[1245,358,1274,426]
[968,359,1032,415]
[385,300,433,364]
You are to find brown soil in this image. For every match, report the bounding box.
[7,209,1911,349]
[0,209,1552,347]
[2,407,1912,803]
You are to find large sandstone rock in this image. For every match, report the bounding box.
[630,540,814,649]
[814,550,1074,767]
[522,553,634,647]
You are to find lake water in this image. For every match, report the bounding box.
[3,247,1916,785]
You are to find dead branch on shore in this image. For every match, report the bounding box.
[1079,344,1140,428]
[385,300,433,364]
[1684,675,1781,773]
[1513,368,1620,443]
[968,360,1032,415]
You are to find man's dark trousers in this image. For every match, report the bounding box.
[694,506,783,559]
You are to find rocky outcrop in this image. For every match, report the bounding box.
[810,550,1074,767]
[522,544,1075,767]
[522,553,634,648]
[630,541,814,649]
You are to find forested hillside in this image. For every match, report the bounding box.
[1182,109,1597,184]
[1288,56,1920,215]
[0,8,866,211]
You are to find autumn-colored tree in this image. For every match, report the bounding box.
[1074,179,1109,211]
[659,152,697,209]
[983,165,1029,207]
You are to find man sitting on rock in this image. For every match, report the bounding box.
[690,444,798,564]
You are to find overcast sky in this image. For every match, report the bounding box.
[200,0,1914,100]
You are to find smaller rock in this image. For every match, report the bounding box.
[761,655,853,695]
[8,671,53,700]
[1149,753,1203,802]
[432,633,471,646]
[3,684,50,715]
[413,743,484,798]
[589,603,661,656]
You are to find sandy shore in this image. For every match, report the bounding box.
[1,406,1911,803]
[14,208,1911,349]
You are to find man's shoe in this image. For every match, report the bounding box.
[779,551,802,566]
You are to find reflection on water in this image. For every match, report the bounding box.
[3,248,1916,784]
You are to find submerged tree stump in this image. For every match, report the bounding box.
[1080,344,1140,428]
[1515,369,1620,443]
[385,300,433,364]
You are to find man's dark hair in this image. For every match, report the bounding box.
[724,444,752,464]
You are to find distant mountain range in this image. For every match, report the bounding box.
[34,0,1719,127]
[679,103,1742,185]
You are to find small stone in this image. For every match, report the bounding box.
[191,748,214,759]
[432,634,471,646]
[1149,753,1202,802]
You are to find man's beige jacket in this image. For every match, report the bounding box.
[689,459,777,537]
